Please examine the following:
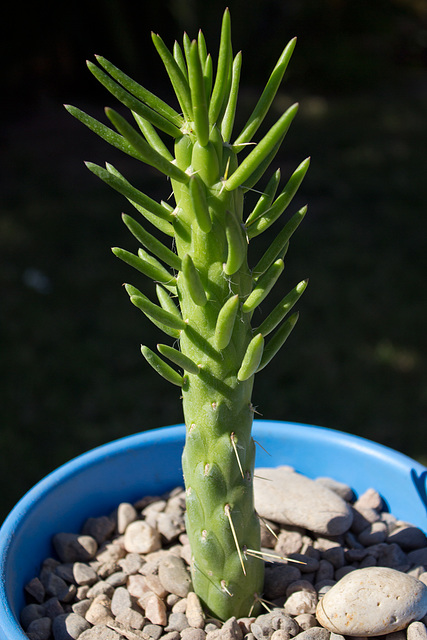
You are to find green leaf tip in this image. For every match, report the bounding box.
[141,345,184,387]
[237,333,264,381]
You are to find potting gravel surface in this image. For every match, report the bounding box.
[20,471,427,640]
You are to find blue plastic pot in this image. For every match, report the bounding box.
[1,420,426,639]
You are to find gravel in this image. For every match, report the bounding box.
[21,474,427,640]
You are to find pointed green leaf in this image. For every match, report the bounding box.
[237,333,264,381]
[86,60,182,138]
[182,254,207,306]
[94,55,183,128]
[224,210,247,276]
[188,40,210,146]
[157,343,200,375]
[234,37,297,147]
[152,32,193,119]
[242,259,284,313]
[203,55,213,101]
[215,294,239,349]
[257,312,299,372]
[247,159,310,238]
[141,345,183,386]
[86,162,174,223]
[257,279,308,337]
[173,40,188,79]
[156,284,182,319]
[245,169,281,227]
[209,8,232,125]
[112,247,176,286]
[224,103,299,191]
[133,112,173,160]
[198,29,208,67]
[252,206,307,276]
[122,214,181,270]
[221,52,242,144]
[130,292,186,331]
[189,174,212,232]
[125,283,179,338]
[105,107,189,183]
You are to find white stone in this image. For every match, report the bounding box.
[254,466,353,535]
[123,520,161,554]
[316,566,427,636]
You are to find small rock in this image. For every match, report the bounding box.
[85,594,113,625]
[162,633,181,640]
[407,621,427,640]
[407,548,427,568]
[316,566,427,636]
[52,533,98,563]
[25,577,46,603]
[271,631,291,640]
[354,488,383,512]
[165,612,190,632]
[115,607,145,630]
[43,597,65,619]
[111,585,133,616]
[145,570,169,597]
[124,521,161,554]
[144,594,167,626]
[117,503,138,534]
[314,478,354,502]
[254,467,353,535]
[181,628,207,640]
[118,553,144,575]
[387,526,427,550]
[72,562,98,586]
[79,625,123,640]
[71,599,91,617]
[358,521,388,546]
[52,612,90,639]
[294,629,330,640]
[142,623,164,639]
[86,580,115,598]
[264,564,302,600]
[158,554,192,597]
[26,617,52,640]
[106,570,128,587]
[21,603,48,629]
[172,597,188,613]
[96,543,126,564]
[284,591,318,616]
[186,591,205,628]
[275,531,304,556]
[294,614,318,631]
[128,574,150,599]
[82,516,116,544]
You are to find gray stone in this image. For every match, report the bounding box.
[408,548,427,568]
[115,607,145,630]
[118,553,144,575]
[358,522,388,546]
[25,577,46,603]
[181,629,207,640]
[293,628,330,640]
[111,585,133,616]
[117,502,138,534]
[85,594,113,625]
[156,512,185,541]
[264,564,302,600]
[52,533,98,563]
[316,566,427,636]
[21,603,46,630]
[26,616,52,640]
[354,489,384,511]
[106,570,128,587]
[387,526,427,550]
[294,614,318,631]
[158,554,192,597]
[71,599,91,617]
[314,478,354,502]
[79,624,123,640]
[186,591,205,629]
[275,530,304,556]
[254,467,353,535]
[165,612,190,632]
[82,515,116,544]
[52,612,90,639]
[284,591,318,616]
[143,594,167,626]
[72,561,98,585]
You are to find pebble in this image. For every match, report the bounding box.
[186,591,205,628]
[26,616,52,640]
[158,554,192,597]
[52,533,98,563]
[316,566,427,636]
[123,520,162,554]
[254,467,353,535]
[117,502,138,534]
[407,622,427,640]
[51,612,90,639]
[144,593,168,626]
[82,516,116,545]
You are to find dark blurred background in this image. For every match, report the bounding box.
[2,0,427,522]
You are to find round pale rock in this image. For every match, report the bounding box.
[123,520,161,554]
[316,567,427,636]
[254,467,353,535]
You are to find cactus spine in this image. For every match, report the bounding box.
[66,9,309,621]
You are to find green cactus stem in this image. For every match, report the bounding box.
[66,8,308,621]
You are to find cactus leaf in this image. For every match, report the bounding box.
[141,345,184,386]
[214,294,240,349]
[93,55,183,128]
[189,174,212,232]
[257,279,308,337]
[151,32,193,120]
[105,107,189,183]
[209,8,232,125]
[86,162,174,223]
[188,40,210,147]
[130,292,186,331]
[237,333,264,381]
[122,214,181,271]
[247,159,310,238]
[182,254,208,306]
[157,343,200,375]
[156,284,181,317]
[224,210,246,276]
[173,40,188,79]
[224,103,299,191]
[221,52,242,144]
[257,312,299,372]
[86,60,182,137]
[243,259,284,313]
[234,37,297,147]
[252,206,307,277]
[245,169,281,227]
[112,247,176,286]
[132,112,174,160]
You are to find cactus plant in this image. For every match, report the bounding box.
[65,9,309,621]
